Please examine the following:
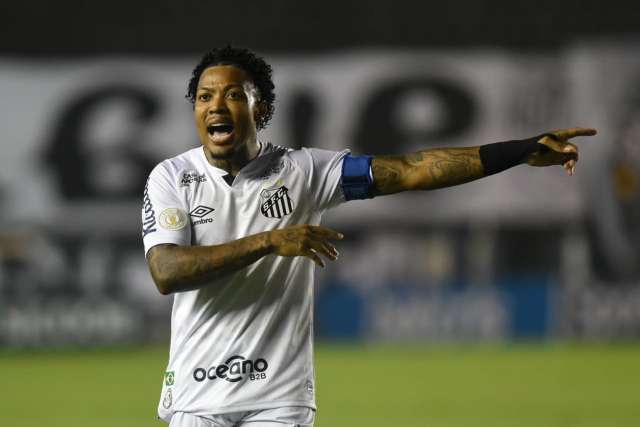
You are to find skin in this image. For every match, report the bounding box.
[371,128,597,196]
[146,64,597,295]
[193,65,262,176]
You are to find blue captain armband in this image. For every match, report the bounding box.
[341,154,375,201]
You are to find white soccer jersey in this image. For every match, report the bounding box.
[141,142,349,422]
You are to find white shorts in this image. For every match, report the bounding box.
[169,406,315,427]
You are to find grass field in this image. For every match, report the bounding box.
[2,343,639,427]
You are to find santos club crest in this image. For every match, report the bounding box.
[260,185,294,218]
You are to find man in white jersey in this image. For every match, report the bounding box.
[142,46,596,427]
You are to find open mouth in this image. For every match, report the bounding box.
[207,123,234,136]
[206,123,235,145]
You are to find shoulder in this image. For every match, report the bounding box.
[259,141,291,160]
[257,144,314,175]
[288,147,351,173]
[260,142,321,163]
[269,144,350,171]
[148,147,204,183]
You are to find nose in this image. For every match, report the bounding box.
[207,93,229,115]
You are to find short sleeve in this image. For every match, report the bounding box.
[141,164,191,256]
[303,147,350,211]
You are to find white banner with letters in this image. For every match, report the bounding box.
[0,44,636,346]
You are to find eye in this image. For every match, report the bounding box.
[227,90,246,100]
[198,93,211,102]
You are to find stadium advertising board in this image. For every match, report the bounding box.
[0,45,638,346]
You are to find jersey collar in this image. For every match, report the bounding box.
[199,142,267,177]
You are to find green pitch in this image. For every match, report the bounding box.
[2,343,639,427]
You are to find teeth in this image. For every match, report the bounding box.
[207,124,233,135]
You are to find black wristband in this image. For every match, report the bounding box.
[479,133,554,176]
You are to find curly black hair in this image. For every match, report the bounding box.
[186,46,276,130]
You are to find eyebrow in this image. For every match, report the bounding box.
[197,83,244,91]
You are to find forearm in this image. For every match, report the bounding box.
[372,146,485,195]
[147,231,273,295]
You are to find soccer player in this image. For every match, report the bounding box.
[141,46,596,427]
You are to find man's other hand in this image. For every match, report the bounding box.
[269,225,343,268]
[525,127,597,176]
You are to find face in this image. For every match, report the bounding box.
[194,65,260,161]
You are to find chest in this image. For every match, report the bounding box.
[179,163,312,244]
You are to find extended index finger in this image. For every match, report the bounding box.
[551,127,597,141]
[310,225,344,240]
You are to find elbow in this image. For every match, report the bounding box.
[155,278,174,295]
[150,269,176,295]
[371,157,415,195]
[158,286,173,296]
[395,161,420,192]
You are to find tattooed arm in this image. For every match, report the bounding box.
[372,147,485,195]
[371,127,598,195]
[147,225,343,295]
[147,234,271,295]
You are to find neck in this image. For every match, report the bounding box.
[204,140,260,176]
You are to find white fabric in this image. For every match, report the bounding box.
[169,406,315,427]
[142,142,349,422]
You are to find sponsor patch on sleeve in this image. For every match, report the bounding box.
[159,208,188,230]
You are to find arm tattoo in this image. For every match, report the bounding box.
[147,232,272,294]
[372,147,484,195]
[371,163,401,187]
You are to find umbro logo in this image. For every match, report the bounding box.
[190,205,215,218]
[190,205,215,225]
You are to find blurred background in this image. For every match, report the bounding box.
[1,1,639,426]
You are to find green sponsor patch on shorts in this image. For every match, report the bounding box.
[165,371,175,386]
